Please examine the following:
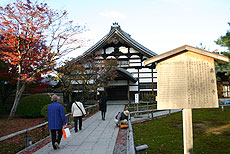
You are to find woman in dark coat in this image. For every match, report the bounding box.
[99,91,108,120]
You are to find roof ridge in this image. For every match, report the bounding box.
[80,23,157,59]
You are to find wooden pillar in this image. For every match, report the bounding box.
[140,54,143,67]
[103,48,106,59]
[128,47,130,67]
[183,108,194,154]
[151,68,154,94]
[128,80,130,102]
[138,68,140,94]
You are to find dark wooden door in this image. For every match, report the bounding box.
[106,86,128,100]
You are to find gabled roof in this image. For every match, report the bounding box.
[80,23,157,59]
[144,45,229,66]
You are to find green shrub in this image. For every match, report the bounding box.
[0,98,6,115]
[41,103,67,120]
[16,94,51,118]
[141,94,156,103]
[41,104,49,119]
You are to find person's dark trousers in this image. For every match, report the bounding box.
[101,111,106,120]
[74,116,82,132]
[51,129,63,149]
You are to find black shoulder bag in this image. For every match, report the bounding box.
[75,102,85,117]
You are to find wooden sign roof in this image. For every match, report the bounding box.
[144,45,229,66]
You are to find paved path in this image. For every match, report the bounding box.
[34,105,124,154]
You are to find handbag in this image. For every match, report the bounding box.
[62,128,71,139]
[75,102,85,117]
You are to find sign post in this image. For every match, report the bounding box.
[183,109,193,154]
[144,45,229,154]
[135,93,139,117]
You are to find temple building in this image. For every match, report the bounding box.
[77,23,158,102]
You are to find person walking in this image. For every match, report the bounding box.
[99,91,108,120]
[71,100,86,133]
[47,94,67,150]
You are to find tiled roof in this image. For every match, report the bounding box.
[79,23,157,59]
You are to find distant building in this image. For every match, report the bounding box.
[77,23,157,102]
[216,69,230,98]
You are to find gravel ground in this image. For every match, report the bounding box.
[113,127,128,154]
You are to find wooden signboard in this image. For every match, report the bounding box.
[156,51,218,110]
[144,45,229,154]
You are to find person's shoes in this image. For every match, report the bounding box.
[79,128,82,130]
[54,142,60,149]
[75,129,78,133]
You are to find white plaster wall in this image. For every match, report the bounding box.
[130,55,139,58]
[133,74,138,78]
[108,80,128,86]
[139,73,152,77]
[72,80,82,84]
[118,55,128,58]
[139,68,151,72]
[88,80,95,84]
[130,63,141,67]
[97,87,104,91]
[139,78,157,83]
[130,59,141,62]
[129,86,138,91]
[130,48,138,53]
[106,47,114,54]
[139,78,152,83]
[106,56,116,59]
[71,80,78,84]
[95,56,104,60]
[120,46,128,53]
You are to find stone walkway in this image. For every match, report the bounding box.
[33,105,124,154]
[18,105,181,154]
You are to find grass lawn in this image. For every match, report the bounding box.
[132,106,230,154]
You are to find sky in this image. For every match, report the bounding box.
[1,0,230,59]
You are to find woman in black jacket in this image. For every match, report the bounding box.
[99,91,108,120]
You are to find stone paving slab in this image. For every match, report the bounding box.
[33,105,124,154]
